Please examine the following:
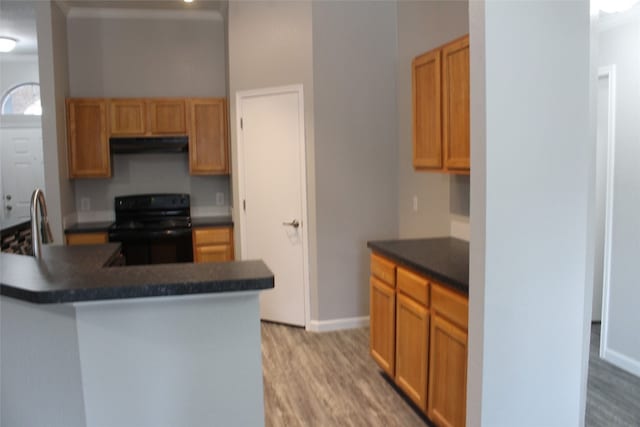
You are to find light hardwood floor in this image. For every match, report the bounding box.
[261,322,429,427]
[586,323,640,427]
[261,322,640,427]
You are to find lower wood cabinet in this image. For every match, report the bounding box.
[428,314,468,427]
[369,251,468,427]
[428,283,469,427]
[192,226,234,263]
[65,232,108,246]
[395,292,429,411]
[369,276,396,376]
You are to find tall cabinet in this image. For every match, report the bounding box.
[66,99,110,178]
[188,98,229,175]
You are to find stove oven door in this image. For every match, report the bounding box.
[108,229,193,266]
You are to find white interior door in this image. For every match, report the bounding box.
[592,69,614,322]
[0,128,45,228]
[238,85,308,327]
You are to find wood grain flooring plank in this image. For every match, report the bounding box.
[262,322,638,427]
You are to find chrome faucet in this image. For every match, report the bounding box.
[30,188,53,258]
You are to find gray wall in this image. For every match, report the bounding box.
[66,16,226,98]
[37,0,74,242]
[598,18,640,375]
[396,0,469,238]
[74,154,230,213]
[468,1,592,425]
[66,13,229,215]
[227,0,319,318]
[312,1,398,321]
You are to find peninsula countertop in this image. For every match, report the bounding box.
[367,237,469,294]
[0,244,274,304]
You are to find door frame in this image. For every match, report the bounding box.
[235,84,311,329]
[598,65,617,361]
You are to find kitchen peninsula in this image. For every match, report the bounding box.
[0,244,274,427]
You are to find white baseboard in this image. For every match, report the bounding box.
[602,348,640,378]
[307,316,370,332]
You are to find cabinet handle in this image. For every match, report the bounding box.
[282,219,300,229]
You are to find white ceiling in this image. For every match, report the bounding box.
[0,0,38,55]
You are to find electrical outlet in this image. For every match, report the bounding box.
[81,198,91,211]
[412,196,418,212]
[216,192,225,206]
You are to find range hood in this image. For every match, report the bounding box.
[109,136,189,154]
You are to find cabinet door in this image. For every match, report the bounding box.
[442,35,470,172]
[428,314,468,427]
[67,99,110,178]
[65,232,108,245]
[149,99,187,135]
[395,293,429,411]
[413,49,442,169]
[109,99,146,136]
[370,276,396,376]
[194,244,232,263]
[188,99,228,175]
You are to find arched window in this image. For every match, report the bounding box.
[1,83,41,116]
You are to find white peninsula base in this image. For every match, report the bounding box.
[1,292,265,427]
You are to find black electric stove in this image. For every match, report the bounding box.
[108,194,193,265]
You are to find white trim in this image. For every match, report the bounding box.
[236,84,312,329]
[66,7,222,21]
[598,65,617,361]
[307,316,370,333]
[602,348,640,378]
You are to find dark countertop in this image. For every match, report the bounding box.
[0,244,273,304]
[64,216,234,234]
[367,237,469,295]
[64,221,113,233]
[192,216,233,227]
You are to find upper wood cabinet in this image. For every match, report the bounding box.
[67,97,229,179]
[149,99,187,135]
[109,99,146,136]
[413,49,442,169]
[188,98,229,175]
[67,99,111,178]
[442,36,470,171]
[413,35,469,174]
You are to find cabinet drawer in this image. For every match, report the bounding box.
[193,227,231,246]
[66,232,108,246]
[397,267,429,306]
[195,244,233,263]
[431,283,468,329]
[371,253,396,287]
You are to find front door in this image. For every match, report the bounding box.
[0,128,45,228]
[238,85,308,327]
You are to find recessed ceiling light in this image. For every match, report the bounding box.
[599,0,639,13]
[184,0,194,3]
[0,37,17,53]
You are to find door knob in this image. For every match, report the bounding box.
[282,219,300,229]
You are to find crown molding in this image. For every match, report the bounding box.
[597,5,640,32]
[66,7,222,21]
